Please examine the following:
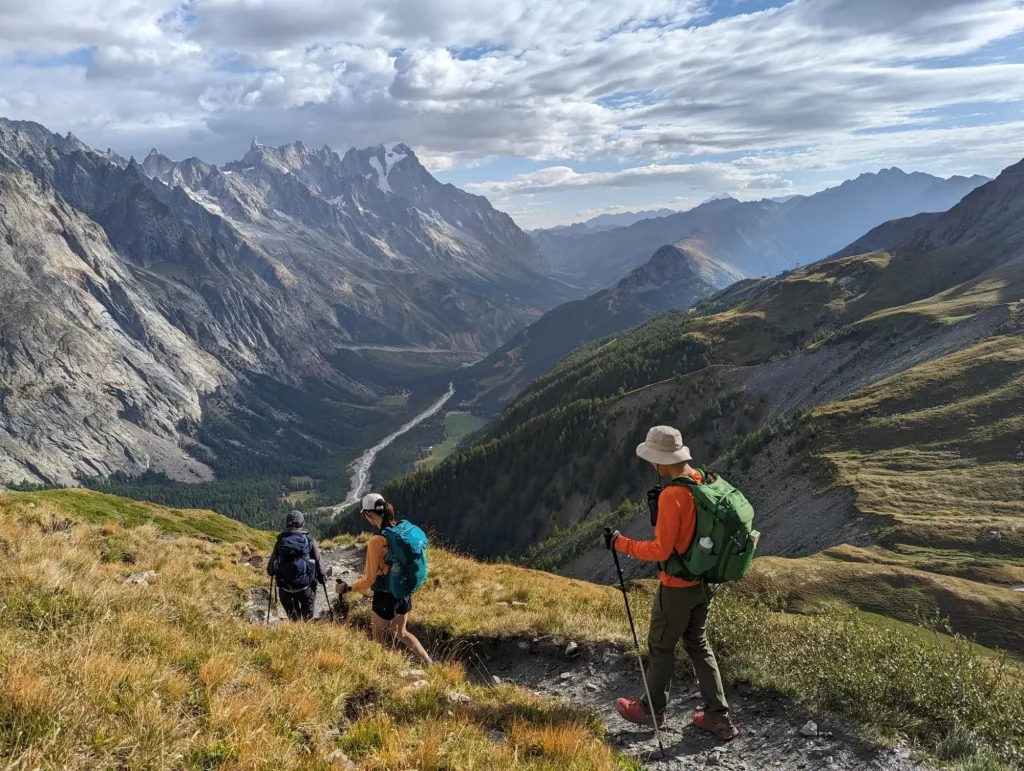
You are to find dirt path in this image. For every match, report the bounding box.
[261,545,930,771]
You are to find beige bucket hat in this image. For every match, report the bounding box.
[636,425,693,465]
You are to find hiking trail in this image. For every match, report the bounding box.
[249,544,933,771]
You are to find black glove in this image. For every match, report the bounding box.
[604,529,621,550]
[336,579,351,595]
[647,486,663,527]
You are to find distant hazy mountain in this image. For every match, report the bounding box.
[0,117,565,484]
[534,207,678,236]
[455,235,745,411]
[533,168,990,290]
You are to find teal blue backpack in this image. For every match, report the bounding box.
[374,521,429,599]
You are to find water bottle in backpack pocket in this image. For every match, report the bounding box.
[276,532,315,591]
[380,521,429,600]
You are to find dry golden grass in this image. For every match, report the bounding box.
[412,550,642,644]
[0,493,635,770]
[6,490,1024,767]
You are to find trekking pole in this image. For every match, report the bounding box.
[320,580,336,622]
[266,576,275,624]
[605,528,665,758]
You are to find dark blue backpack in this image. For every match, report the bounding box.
[275,531,314,591]
[380,521,428,600]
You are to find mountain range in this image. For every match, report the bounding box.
[533,168,990,290]
[0,114,1003,510]
[0,117,567,487]
[532,207,678,235]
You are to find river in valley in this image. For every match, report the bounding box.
[328,383,455,514]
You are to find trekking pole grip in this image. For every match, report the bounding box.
[604,527,626,582]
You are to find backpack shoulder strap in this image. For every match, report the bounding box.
[668,468,707,487]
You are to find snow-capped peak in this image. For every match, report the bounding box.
[369,144,409,194]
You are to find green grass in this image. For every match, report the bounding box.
[10,489,274,550]
[377,393,409,409]
[707,592,1024,766]
[415,412,488,471]
[282,489,314,505]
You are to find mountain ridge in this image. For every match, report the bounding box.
[534,167,991,290]
[0,116,566,487]
[454,235,746,412]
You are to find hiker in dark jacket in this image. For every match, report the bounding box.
[267,510,327,621]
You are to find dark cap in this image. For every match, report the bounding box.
[286,510,305,527]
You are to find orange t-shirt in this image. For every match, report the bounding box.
[614,469,703,587]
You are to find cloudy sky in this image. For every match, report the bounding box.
[2,0,1023,228]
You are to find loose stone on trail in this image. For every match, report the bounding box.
[800,720,819,738]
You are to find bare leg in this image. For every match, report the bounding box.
[371,611,392,644]
[393,613,433,664]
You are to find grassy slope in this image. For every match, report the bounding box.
[4,490,1024,769]
[778,333,1023,651]
[0,491,629,771]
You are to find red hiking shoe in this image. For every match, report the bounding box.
[693,710,739,742]
[616,697,667,730]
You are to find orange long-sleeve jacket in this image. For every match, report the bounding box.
[614,469,703,587]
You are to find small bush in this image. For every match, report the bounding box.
[188,740,238,770]
[709,593,1024,766]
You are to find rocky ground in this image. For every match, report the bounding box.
[247,544,932,771]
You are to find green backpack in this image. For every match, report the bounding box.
[661,470,757,584]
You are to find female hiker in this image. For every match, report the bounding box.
[338,493,433,665]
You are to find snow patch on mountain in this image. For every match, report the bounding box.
[384,148,407,177]
[368,147,408,194]
[368,156,390,193]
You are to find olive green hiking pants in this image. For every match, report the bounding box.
[643,583,729,717]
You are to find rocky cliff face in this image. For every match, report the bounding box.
[0,118,564,484]
[0,157,225,484]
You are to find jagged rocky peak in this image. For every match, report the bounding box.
[142,147,175,178]
[140,149,216,189]
[338,142,419,194]
[240,137,344,175]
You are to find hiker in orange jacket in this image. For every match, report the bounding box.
[605,425,738,741]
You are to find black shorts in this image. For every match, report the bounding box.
[372,591,412,621]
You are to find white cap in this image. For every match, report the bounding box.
[361,493,385,512]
